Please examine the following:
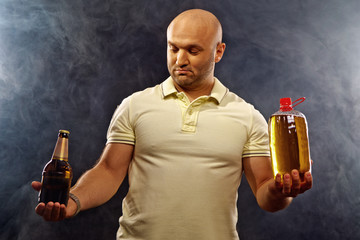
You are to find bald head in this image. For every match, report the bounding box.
[166,9,226,93]
[167,9,223,46]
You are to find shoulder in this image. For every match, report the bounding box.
[117,83,163,110]
[129,84,162,100]
[221,89,267,126]
[222,90,257,113]
[112,83,162,115]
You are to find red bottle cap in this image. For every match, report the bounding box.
[279,97,306,112]
[280,98,293,111]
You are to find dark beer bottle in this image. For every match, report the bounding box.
[38,130,73,205]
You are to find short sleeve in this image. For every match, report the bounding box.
[242,107,270,158]
[106,96,135,145]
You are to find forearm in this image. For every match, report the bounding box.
[256,178,293,212]
[70,163,126,211]
[33,143,133,220]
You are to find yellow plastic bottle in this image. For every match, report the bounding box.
[268,98,311,181]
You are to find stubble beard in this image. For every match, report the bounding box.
[168,58,215,89]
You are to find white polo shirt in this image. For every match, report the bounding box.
[107,77,270,240]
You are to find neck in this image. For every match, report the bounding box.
[174,78,215,102]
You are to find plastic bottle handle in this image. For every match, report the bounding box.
[292,97,306,108]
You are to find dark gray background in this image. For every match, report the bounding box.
[0,0,359,239]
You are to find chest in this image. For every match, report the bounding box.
[132,97,251,164]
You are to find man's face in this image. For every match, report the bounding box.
[167,21,218,89]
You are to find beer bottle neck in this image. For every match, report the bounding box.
[51,135,69,161]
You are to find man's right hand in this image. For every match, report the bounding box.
[31,181,77,221]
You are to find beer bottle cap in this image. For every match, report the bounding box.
[59,130,70,135]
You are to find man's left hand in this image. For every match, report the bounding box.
[271,169,313,198]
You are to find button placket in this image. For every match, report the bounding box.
[175,95,210,133]
[181,98,208,132]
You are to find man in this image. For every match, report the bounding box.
[32,9,312,240]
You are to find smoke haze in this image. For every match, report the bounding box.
[0,0,359,239]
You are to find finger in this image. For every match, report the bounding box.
[31,181,42,192]
[43,202,54,221]
[35,202,46,216]
[300,172,313,193]
[59,204,67,220]
[291,170,300,197]
[50,202,61,221]
[283,173,291,194]
[275,173,283,191]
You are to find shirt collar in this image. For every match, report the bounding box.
[161,76,228,104]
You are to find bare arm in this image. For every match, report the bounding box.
[33,143,134,221]
[243,156,312,212]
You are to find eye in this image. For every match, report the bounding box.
[189,48,200,55]
[168,44,178,53]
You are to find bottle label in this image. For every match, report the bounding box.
[52,136,68,161]
[52,156,68,161]
[64,170,71,179]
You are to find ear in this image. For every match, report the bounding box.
[215,43,226,63]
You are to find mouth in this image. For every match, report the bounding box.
[175,68,191,75]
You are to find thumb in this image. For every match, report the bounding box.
[31,181,42,192]
[268,174,283,195]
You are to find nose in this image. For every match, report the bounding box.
[176,50,189,66]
